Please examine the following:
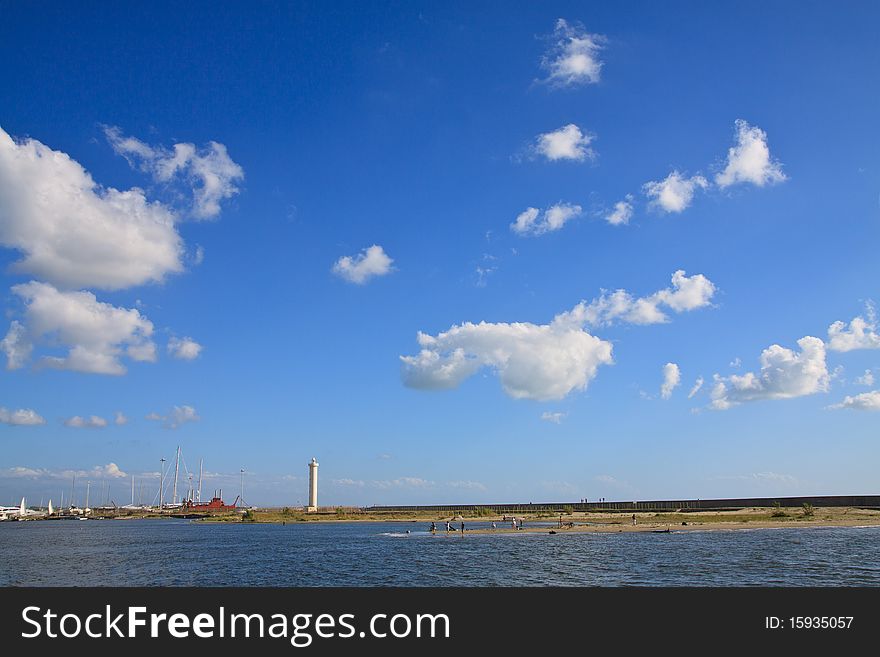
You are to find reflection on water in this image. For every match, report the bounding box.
[2,519,879,586]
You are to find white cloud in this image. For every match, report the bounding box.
[104,126,244,220]
[540,19,604,87]
[660,362,681,400]
[402,319,613,402]
[605,196,633,226]
[715,119,786,189]
[553,270,717,328]
[114,411,128,426]
[643,171,709,213]
[146,405,200,429]
[64,415,108,429]
[828,390,880,411]
[2,281,156,375]
[511,203,582,236]
[402,271,714,401]
[827,302,880,352]
[0,321,30,370]
[0,407,46,426]
[446,480,487,491]
[713,472,797,484]
[168,336,202,360]
[856,370,875,386]
[541,411,566,424]
[709,336,829,410]
[2,462,127,480]
[534,124,595,161]
[372,477,433,489]
[688,376,704,398]
[332,244,394,284]
[332,478,365,487]
[0,125,184,290]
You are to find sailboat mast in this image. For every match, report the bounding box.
[198,458,203,503]
[172,445,180,504]
[85,481,90,511]
[131,475,135,506]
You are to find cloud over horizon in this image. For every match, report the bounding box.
[710,336,829,410]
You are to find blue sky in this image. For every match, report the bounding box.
[1,1,879,507]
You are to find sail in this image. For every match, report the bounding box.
[48,499,54,515]
[19,497,25,515]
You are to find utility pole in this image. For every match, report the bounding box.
[159,458,166,509]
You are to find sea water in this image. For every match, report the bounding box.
[2,519,879,586]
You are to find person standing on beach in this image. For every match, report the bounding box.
[491,521,496,530]
[431,522,436,533]
[446,520,450,532]
[460,521,464,533]
[632,513,637,526]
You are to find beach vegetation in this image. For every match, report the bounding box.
[771,501,787,518]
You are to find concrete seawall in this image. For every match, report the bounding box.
[368,494,880,514]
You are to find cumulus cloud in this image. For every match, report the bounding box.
[64,415,108,429]
[105,126,244,219]
[511,203,582,236]
[0,125,184,290]
[332,245,394,284]
[828,390,880,411]
[541,411,566,424]
[402,318,613,402]
[709,336,829,410]
[553,270,716,328]
[2,463,128,481]
[114,411,128,426]
[605,196,634,226]
[446,480,487,491]
[715,119,786,189]
[168,336,202,360]
[372,477,433,489]
[146,405,200,429]
[533,124,595,161]
[0,407,46,426]
[402,271,715,401]
[332,478,365,487]
[660,362,681,399]
[643,171,709,213]
[827,302,880,352]
[688,376,704,398]
[539,19,604,87]
[2,281,156,375]
[856,370,875,386]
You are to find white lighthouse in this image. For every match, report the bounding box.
[307,457,319,512]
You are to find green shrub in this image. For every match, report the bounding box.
[770,501,787,518]
[801,503,814,517]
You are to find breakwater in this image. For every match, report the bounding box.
[368,494,880,514]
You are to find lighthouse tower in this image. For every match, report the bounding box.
[307,457,319,512]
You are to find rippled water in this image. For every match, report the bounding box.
[2,519,879,586]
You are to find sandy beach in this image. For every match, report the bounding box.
[197,505,880,535]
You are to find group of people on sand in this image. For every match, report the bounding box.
[429,517,524,533]
[430,520,466,533]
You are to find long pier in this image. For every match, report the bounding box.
[368,494,880,514]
